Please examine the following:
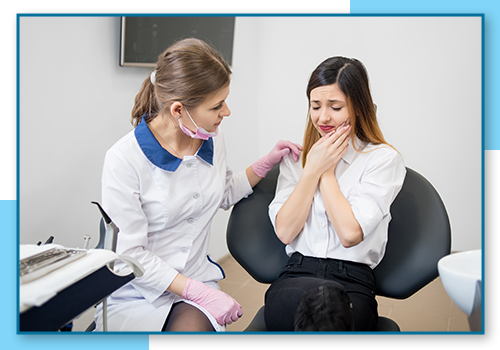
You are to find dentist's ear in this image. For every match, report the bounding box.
[170,102,184,119]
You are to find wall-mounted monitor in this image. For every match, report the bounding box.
[120,16,235,67]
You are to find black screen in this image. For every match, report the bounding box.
[120,16,235,67]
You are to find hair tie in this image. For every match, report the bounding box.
[150,70,156,85]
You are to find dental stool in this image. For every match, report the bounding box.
[226,165,451,332]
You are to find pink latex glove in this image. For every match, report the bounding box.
[251,140,302,178]
[182,278,243,326]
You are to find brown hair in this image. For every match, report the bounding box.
[302,57,393,167]
[131,38,232,127]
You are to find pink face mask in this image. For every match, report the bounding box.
[179,109,219,140]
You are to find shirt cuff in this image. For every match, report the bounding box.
[351,198,384,239]
[131,268,179,304]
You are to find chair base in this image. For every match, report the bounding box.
[244,306,267,332]
[377,316,400,332]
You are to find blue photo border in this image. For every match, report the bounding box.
[4,0,497,348]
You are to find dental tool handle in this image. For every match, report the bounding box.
[91,201,112,224]
[104,221,119,253]
[92,201,119,253]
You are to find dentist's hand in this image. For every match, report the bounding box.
[182,278,243,326]
[252,140,302,178]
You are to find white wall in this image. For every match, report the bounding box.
[19,15,482,260]
[232,16,483,252]
[20,17,138,249]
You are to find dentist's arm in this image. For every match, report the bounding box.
[246,140,302,188]
[245,167,263,189]
[167,274,242,326]
[166,273,189,296]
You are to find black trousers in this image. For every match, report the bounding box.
[264,252,378,331]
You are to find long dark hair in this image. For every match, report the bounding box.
[302,57,393,167]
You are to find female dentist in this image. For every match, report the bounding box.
[94,38,301,332]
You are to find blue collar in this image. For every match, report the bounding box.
[134,117,214,172]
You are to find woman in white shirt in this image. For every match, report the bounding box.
[94,38,300,332]
[265,57,406,331]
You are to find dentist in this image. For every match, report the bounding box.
[94,38,301,332]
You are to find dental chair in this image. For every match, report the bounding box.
[226,165,451,332]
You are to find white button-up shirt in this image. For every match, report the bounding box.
[94,117,253,331]
[269,137,406,269]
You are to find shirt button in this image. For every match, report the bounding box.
[186,162,193,168]
[181,247,188,253]
[193,193,200,199]
[187,217,194,224]
[321,222,326,228]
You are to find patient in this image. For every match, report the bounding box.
[265,56,406,331]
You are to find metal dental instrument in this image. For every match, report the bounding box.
[83,235,91,250]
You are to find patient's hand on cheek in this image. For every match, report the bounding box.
[306,126,350,178]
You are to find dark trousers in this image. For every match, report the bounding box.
[264,252,378,331]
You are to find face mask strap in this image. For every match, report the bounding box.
[185,109,200,129]
[178,107,218,140]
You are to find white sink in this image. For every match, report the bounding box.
[438,249,482,331]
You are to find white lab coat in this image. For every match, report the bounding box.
[93,118,253,332]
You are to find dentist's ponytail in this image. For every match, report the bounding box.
[131,38,232,127]
[131,73,158,126]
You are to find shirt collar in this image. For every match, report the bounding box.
[342,136,367,165]
[134,117,214,172]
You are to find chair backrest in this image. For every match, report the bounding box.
[227,166,451,298]
[373,168,451,298]
[227,166,287,283]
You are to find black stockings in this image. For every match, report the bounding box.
[162,302,215,332]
